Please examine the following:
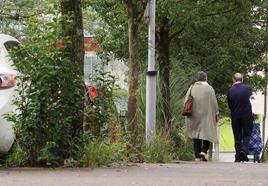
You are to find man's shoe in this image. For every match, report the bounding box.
[240,151,249,162]
[200,152,208,161]
[234,158,241,163]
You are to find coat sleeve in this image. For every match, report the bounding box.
[211,88,219,115]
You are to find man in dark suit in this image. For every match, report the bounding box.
[227,73,253,162]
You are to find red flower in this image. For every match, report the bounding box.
[87,86,97,102]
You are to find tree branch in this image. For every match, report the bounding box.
[170,19,188,40]
[137,0,148,22]
[122,0,131,9]
[202,7,238,17]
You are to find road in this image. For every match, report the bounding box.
[0,162,267,186]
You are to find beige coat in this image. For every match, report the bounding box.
[184,81,219,143]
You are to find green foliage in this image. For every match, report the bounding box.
[137,64,196,161]
[37,141,60,166]
[84,0,128,60]
[8,16,84,166]
[84,66,117,137]
[143,134,175,163]
[87,0,268,163]
[171,128,194,161]
[174,0,267,94]
[89,0,267,94]
[0,0,59,38]
[82,67,128,166]
[123,133,176,163]
[81,137,127,167]
[4,144,26,167]
[82,139,112,167]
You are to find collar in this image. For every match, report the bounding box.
[232,81,242,86]
[195,81,208,85]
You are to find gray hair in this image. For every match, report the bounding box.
[233,73,243,82]
[196,71,207,81]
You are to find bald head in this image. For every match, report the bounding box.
[233,73,243,83]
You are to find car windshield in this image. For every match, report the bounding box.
[4,40,28,61]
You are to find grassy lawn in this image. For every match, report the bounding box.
[218,115,263,152]
[219,118,234,152]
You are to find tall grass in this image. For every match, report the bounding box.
[82,138,127,167]
[143,134,175,163]
[137,60,198,161]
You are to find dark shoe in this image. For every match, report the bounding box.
[234,158,241,163]
[253,154,260,163]
[200,152,208,161]
[240,151,249,162]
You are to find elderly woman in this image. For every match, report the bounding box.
[184,71,219,161]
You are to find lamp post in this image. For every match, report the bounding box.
[263,52,268,146]
[145,0,157,144]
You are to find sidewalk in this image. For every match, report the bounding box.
[1,162,267,186]
[218,152,263,163]
[219,152,235,162]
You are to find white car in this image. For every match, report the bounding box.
[0,34,19,153]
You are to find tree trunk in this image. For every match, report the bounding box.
[60,0,84,73]
[158,16,171,134]
[60,0,84,133]
[123,0,147,146]
[127,14,139,146]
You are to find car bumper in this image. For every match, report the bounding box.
[0,88,15,153]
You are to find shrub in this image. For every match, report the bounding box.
[8,16,84,166]
[84,66,117,138]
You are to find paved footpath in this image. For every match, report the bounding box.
[0,162,267,186]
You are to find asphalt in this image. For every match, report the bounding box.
[0,161,267,186]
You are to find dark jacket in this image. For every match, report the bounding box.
[227,83,252,118]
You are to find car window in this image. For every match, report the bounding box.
[4,40,20,52]
[4,40,28,61]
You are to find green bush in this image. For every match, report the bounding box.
[8,16,84,166]
[84,66,117,138]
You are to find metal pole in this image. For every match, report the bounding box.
[213,124,220,162]
[264,83,267,145]
[146,0,157,144]
[263,53,268,147]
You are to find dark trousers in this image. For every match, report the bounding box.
[193,139,211,158]
[231,116,253,158]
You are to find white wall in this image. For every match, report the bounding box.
[251,87,268,143]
